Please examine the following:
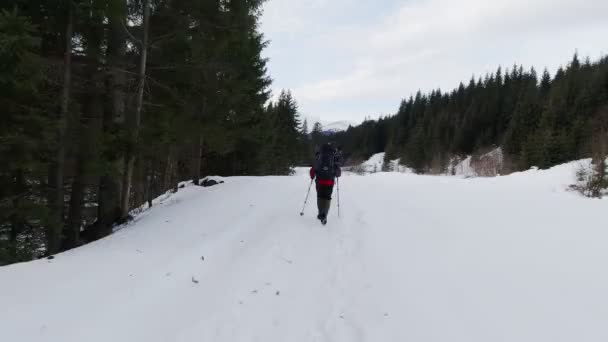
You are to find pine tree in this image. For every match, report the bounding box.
[0,9,51,263]
[0,0,291,265]
[334,54,608,174]
[382,152,392,172]
[300,118,314,165]
[311,121,324,151]
[503,76,541,164]
[256,91,301,174]
[301,118,309,135]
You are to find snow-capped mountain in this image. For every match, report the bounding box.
[322,120,355,134]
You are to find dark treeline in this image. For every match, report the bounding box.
[331,54,608,173]
[0,0,302,265]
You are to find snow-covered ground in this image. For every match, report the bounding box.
[1,162,607,342]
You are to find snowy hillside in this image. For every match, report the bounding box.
[1,163,608,342]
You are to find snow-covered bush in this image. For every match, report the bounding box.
[571,159,608,198]
[573,125,608,198]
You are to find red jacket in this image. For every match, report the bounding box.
[310,167,338,186]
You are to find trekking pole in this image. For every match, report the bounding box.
[336,177,341,218]
[300,179,313,216]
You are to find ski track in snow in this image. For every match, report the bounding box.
[1,163,608,342]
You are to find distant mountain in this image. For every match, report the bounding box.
[321,120,355,134]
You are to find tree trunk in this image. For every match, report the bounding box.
[97,174,120,237]
[135,156,146,207]
[47,7,73,255]
[163,148,179,193]
[64,80,104,248]
[163,148,174,191]
[145,159,154,208]
[69,3,104,246]
[9,170,25,262]
[65,159,84,249]
[8,221,18,263]
[108,0,127,125]
[96,0,127,235]
[121,0,150,220]
[192,134,203,185]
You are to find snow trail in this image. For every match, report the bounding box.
[1,163,607,342]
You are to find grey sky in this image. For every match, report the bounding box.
[260,0,608,125]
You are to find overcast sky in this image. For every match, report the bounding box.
[260,0,608,125]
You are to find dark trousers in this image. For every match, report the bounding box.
[316,184,334,200]
[316,184,333,218]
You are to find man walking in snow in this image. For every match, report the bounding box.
[309,143,342,225]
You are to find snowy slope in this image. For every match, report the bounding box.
[1,162,608,342]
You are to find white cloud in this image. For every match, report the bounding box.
[295,48,440,102]
[262,0,608,123]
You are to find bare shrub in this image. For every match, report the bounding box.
[470,147,503,177]
[428,154,447,175]
[349,164,366,175]
[500,153,517,175]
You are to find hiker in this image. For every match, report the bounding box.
[309,143,342,224]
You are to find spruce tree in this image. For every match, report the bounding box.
[334,54,608,174]
[0,9,51,263]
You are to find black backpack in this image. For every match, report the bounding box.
[316,145,337,180]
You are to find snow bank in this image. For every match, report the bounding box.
[450,155,476,177]
[361,152,385,173]
[387,158,413,173]
[448,147,504,177]
[1,161,607,342]
[356,153,412,174]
